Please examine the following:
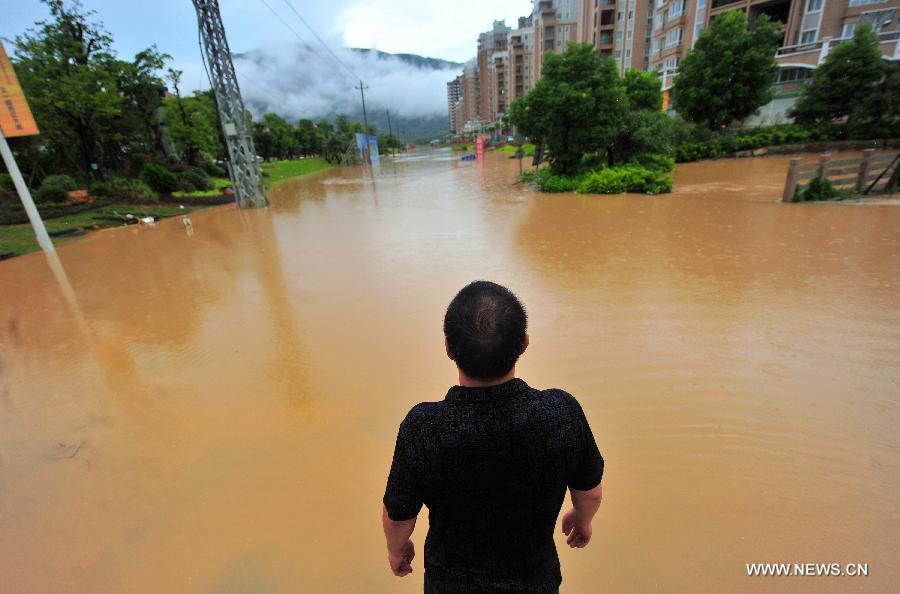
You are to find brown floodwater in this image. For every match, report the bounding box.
[1,150,898,593]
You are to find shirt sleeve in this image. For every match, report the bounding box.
[383,413,425,521]
[567,398,605,491]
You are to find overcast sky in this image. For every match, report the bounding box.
[3,0,534,92]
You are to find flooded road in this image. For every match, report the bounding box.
[1,150,898,593]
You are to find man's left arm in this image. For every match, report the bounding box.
[382,504,417,576]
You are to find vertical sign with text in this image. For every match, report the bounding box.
[0,42,39,137]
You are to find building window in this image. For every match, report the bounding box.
[655,10,664,28]
[628,10,634,20]
[800,30,816,44]
[859,8,896,33]
[617,30,623,41]
[698,0,706,8]
[842,23,856,38]
[666,27,683,48]
[778,67,813,82]
[806,0,822,12]
[627,30,633,39]
[848,0,886,6]
[626,49,632,57]
[668,0,684,19]
[615,50,622,57]
[694,23,703,40]
[618,11,624,22]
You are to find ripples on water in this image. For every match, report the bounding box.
[0,151,898,593]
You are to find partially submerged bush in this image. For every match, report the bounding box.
[796,177,849,201]
[577,165,672,195]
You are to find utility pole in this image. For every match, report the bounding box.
[355,80,371,164]
[193,0,267,208]
[385,109,393,154]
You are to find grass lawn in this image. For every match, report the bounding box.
[0,204,204,257]
[2,159,332,258]
[261,158,331,185]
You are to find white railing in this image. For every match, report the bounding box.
[776,29,900,59]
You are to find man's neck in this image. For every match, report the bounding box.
[458,368,516,388]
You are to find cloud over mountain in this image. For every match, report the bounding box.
[233,42,461,121]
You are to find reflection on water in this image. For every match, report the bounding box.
[1,151,898,593]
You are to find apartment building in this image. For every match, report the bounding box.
[476,21,512,123]
[447,0,900,129]
[446,75,464,134]
[508,16,535,103]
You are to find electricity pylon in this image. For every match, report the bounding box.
[193,0,267,208]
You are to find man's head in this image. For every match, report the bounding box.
[443,281,528,382]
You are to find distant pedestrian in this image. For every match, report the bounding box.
[382,280,604,593]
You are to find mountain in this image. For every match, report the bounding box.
[350,48,463,71]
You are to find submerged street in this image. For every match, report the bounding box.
[1,150,899,593]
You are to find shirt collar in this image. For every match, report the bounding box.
[445,378,529,402]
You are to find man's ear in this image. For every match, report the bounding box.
[521,333,530,354]
[445,338,455,360]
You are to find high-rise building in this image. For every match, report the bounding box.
[508,16,535,103]
[447,0,900,130]
[532,0,583,81]
[447,75,464,134]
[477,20,512,122]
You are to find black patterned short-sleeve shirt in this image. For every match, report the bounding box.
[383,378,604,593]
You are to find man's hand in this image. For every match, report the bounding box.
[388,539,415,576]
[561,508,593,548]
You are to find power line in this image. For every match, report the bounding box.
[257,0,356,85]
[279,0,363,82]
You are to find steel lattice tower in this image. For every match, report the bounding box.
[193,0,267,208]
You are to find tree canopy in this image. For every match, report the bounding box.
[509,43,686,175]
[671,10,780,129]
[789,25,897,128]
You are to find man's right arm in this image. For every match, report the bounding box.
[562,483,602,548]
[561,394,604,548]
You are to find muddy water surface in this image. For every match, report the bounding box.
[1,151,898,593]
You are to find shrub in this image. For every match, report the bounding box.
[177,167,213,193]
[520,170,536,184]
[99,177,159,203]
[535,168,583,193]
[0,172,13,191]
[140,163,178,194]
[797,177,847,201]
[41,174,77,192]
[631,153,675,173]
[200,161,227,177]
[576,165,672,195]
[34,184,70,204]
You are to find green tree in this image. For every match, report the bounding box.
[508,43,626,175]
[13,0,123,178]
[623,69,662,111]
[161,89,222,164]
[672,10,780,129]
[789,25,891,127]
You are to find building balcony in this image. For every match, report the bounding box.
[711,0,743,9]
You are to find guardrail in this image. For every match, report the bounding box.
[782,149,899,201]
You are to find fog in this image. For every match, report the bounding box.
[231,41,461,120]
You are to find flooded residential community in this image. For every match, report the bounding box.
[1,151,898,592]
[3,0,900,592]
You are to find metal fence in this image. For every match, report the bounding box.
[782,149,900,202]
